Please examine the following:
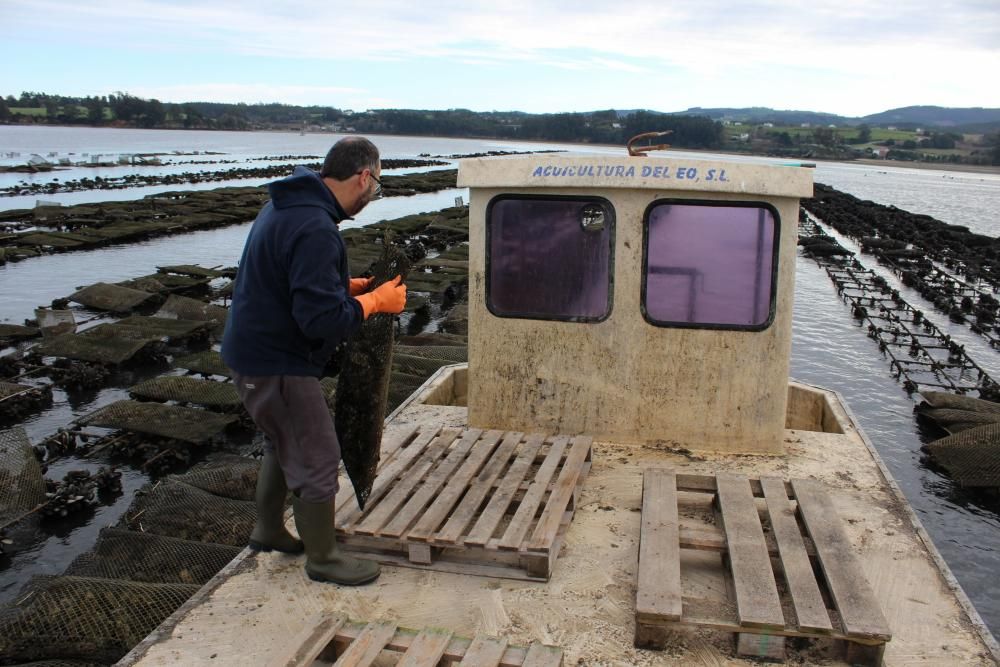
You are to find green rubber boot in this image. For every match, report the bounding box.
[291,495,381,586]
[248,452,303,554]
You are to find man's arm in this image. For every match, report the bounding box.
[286,225,363,345]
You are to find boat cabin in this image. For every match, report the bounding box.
[459,155,813,454]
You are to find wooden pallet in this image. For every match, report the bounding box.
[333,426,592,580]
[634,469,892,665]
[272,615,564,667]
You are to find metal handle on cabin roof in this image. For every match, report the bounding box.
[627,131,673,156]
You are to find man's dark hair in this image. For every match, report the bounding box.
[320,137,380,180]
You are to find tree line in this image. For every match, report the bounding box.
[0,91,724,149]
[4,91,997,163]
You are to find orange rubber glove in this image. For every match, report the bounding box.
[354,275,407,319]
[349,276,374,296]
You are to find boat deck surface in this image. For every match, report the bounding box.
[120,379,999,666]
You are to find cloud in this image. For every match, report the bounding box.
[128,83,364,106]
[16,0,994,68]
[4,0,998,114]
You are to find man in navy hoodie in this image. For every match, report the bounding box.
[222,137,406,586]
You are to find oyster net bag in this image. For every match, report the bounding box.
[392,349,466,379]
[0,427,46,527]
[63,527,240,585]
[0,575,197,664]
[67,282,157,312]
[388,346,467,411]
[128,376,242,412]
[34,332,152,365]
[393,344,467,363]
[120,480,255,546]
[335,244,411,510]
[167,454,260,501]
[80,400,237,445]
[172,349,232,378]
[924,423,1000,488]
[918,407,1000,433]
[919,391,1000,414]
[155,293,228,328]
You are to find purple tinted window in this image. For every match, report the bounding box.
[488,197,613,321]
[644,202,777,329]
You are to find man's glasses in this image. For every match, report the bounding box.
[355,169,383,199]
[368,171,383,199]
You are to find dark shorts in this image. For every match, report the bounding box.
[234,374,341,503]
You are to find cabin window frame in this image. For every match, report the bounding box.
[640,198,781,332]
[485,193,616,323]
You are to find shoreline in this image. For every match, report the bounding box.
[5,124,998,177]
[852,157,1000,175]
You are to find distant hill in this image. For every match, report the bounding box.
[860,106,1000,129]
[674,107,849,126]
[671,105,1000,131]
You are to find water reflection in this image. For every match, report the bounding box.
[792,255,1000,633]
[0,188,469,323]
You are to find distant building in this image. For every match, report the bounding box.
[870,147,889,158]
[800,123,811,128]
[763,122,774,128]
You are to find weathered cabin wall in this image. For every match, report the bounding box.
[460,157,812,454]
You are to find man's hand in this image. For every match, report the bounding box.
[349,276,374,296]
[354,275,407,319]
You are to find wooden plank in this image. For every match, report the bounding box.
[791,478,891,641]
[679,525,728,552]
[407,542,432,565]
[380,429,483,538]
[407,430,505,542]
[381,424,421,459]
[520,642,563,667]
[395,628,454,667]
[675,473,718,493]
[676,473,795,499]
[334,623,533,666]
[638,612,885,645]
[465,434,545,547]
[337,426,442,528]
[526,436,592,551]
[269,614,345,667]
[497,437,569,551]
[333,620,397,666]
[760,477,833,634]
[736,632,785,660]
[635,468,682,623]
[679,524,815,557]
[354,429,461,536]
[434,431,525,544]
[457,636,508,666]
[715,473,785,630]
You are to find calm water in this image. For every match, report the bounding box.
[1,126,1000,640]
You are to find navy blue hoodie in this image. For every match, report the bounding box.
[222,166,364,377]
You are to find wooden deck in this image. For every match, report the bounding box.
[635,469,892,665]
[333,426,592,580]
[273,615,563,667]
[119,377,998,666]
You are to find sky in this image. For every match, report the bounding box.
[2,0,999,118]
